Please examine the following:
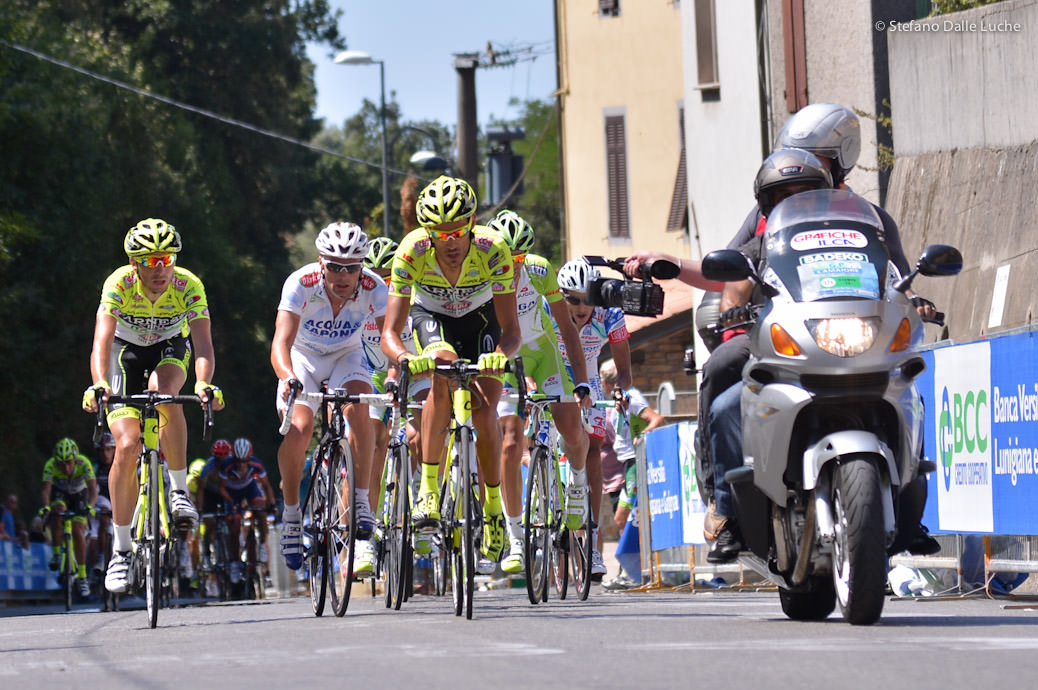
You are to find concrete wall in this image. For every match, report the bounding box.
[556,0,689,261]
[681,0,764,256]
[886,0,1038,342]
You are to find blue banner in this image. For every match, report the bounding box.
[644,425,685,550]
[0,541,58,591]
[922,330,1038,534]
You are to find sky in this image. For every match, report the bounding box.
[306,1,557,132]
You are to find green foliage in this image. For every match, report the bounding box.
[931,0,1005,15]
[0,0,344,508]
[853,99,895,172]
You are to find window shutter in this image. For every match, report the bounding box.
[605,115,630,239]
[782,0,808,112]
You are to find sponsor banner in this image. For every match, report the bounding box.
[643,425,684,551]
[922,332,1038,534]
[679,422,708,545]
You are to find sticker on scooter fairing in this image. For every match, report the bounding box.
[790,229,868,250]
[797,262,879,300]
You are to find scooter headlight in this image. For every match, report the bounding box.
[806,317,879,357]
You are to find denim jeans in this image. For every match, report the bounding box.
[708,382,743,519]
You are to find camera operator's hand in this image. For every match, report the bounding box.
[612,387,630,413]
[622,251,673,279]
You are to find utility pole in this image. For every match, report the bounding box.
[454,53,480,193]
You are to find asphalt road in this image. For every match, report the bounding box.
[3,587,1038,689]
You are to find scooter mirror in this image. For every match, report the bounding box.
[702,249,753,282]
[916,244,963,277]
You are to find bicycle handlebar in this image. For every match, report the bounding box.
[91,390,215,443]
[279,381,394,436]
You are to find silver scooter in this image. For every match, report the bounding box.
[702,189,961,625]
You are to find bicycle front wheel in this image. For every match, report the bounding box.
[145,451,161,628]
[524,448,550,605]
[327,440,356,617]
[62,532,74,611]
[306,453,329,616]
[387,444,411,610]
[568,496,594,602]
[457,428,477,620]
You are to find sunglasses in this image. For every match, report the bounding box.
[427,217,473,242]
[563,294,586,305]
[137,254,176,269]
[323,260,363,274]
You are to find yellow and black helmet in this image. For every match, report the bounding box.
[415,175,477,227]
[124,218,182,258]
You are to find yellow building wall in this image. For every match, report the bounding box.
[556,0,689,264]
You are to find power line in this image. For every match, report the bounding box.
[0,37,424,181]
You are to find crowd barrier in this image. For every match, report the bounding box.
[0,541,59,601]
[636,326,1038,594]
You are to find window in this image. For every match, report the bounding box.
[599,0,620,18]
[694,0,719,93]
[782,0,808,112]
[604,114,630,240]
[666,107,688,233]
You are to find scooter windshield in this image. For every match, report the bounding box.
[760,189,890,303]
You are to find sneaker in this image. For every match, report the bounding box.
[258,543,269,564]
[481,510,506,561]
[501,537,525,574]
[76,577,91,598]
[169,490,199,526]
[590,549,608,577]
[281,519,304,570]
[411,490,440,556]
[355,501,376,540]
[476,556,496,575]
[906,525,941,556]
[706,521,744,564]
[603,572,637,591]
[105,551,132,594]
[564,483,587,531]
[353,539,375,577]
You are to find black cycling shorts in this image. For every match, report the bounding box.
[108,335,192,398]
[410,301,500,362]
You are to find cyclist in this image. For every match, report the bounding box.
[361,237,428,512]
[87,432,115,580]
[554,258,635,578]
[218,437,276,582]
[195,439,231,595]
[380,175,521,563]
[487,210,593,574]
[273,221,387,576]
[40,437,98,597]
[82,218,224,594]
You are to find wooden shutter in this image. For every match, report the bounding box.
[782,0,808,112]
[605,115,630,239]
[667,107,688,232]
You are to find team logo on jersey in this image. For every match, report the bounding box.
[474,237,495,251]
[173,277,187,291]
[527,263,548,277]
[300,271,321,287]
[395,267,412,281]
[187,294,203,305]
[361,275,376,290]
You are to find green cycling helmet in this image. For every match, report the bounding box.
[124,218,182,258]
[365,236,399,269]
[489,210,534,253]
[54,437,79,462]
[415,175,477,227]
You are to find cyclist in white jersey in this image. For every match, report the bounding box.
[554,258,634,578]
[272,222,387,575]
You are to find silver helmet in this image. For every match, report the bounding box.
[775,103,860,184]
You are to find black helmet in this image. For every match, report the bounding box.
[754,148,833,218]
[775,103,860,184]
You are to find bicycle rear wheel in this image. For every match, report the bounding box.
[327,440,357,617]
[145,452,161,628]
[552,467,570,600]
[524,448,550,605]
[306,453,329,616]
[386,443,411,610]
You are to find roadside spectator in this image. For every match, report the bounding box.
[1,493,19,541]
[28,516,48,544]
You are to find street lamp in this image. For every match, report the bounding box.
[334,49,390,237]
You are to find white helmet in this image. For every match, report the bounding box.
[557,259,600,294]
[776,103,860,184]
[315,222,368,261]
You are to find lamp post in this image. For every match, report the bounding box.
[334,49,390,237]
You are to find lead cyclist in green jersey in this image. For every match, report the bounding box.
[380,175,521,564]
[83,218,224,594]
[487,210,593,574]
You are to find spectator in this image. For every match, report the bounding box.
[28,516,48,544]
[1,493,19,541]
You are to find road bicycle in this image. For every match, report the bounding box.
[374,368,418,611]
[198,506,232,601]
[238,505,273,600]
[281,381,392,617]
[91,390,214,628]
[427,358,525,620]
[52,506,91,611]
